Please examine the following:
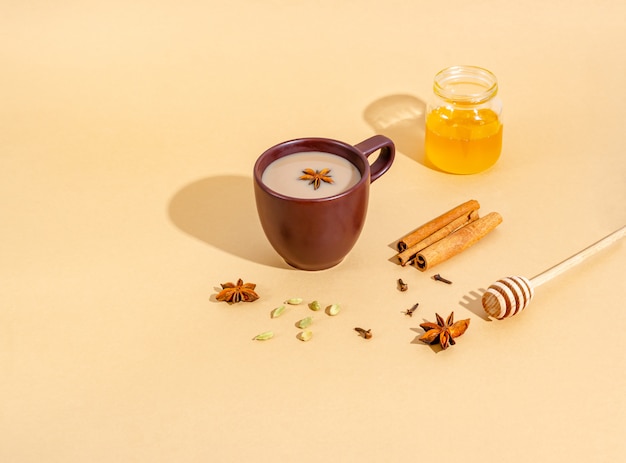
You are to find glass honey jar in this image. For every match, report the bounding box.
[424,65,503,174]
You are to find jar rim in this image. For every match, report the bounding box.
[433,65,498,104]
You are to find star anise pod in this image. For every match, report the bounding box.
[216,278,259,303]
[299,168,334,190]
[419,311,469,350]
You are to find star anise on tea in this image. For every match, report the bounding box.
[299,168,334,190]
[419,311,470,350]
[216,278,259,303]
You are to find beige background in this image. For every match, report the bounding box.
[2,1,625,462]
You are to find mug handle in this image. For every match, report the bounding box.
[353,135,395,183]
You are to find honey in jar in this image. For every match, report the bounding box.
[424,66,503,174]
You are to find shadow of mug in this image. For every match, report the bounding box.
[363,94,427,165]
[168,175,290,268]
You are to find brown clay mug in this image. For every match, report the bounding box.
[253,135,395,270]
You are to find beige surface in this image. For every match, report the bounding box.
[2,1,625,461]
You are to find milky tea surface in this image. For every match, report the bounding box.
[261,151,362,199]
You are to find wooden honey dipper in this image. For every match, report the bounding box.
[482,225,626,319]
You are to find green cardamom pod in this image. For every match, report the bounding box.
[308,300,322,311]
[295,316,313,329]
[270,305,286,318]
[252,331,274,341]
[326,304,340,316]
[297,330,313,342]
[286,297,303,305]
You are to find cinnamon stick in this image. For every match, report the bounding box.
[414,212,502,271]
[397,200,480,252]
[396,210,479,266]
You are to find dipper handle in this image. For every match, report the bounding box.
[531,225,626,288]
[482,225,626,319]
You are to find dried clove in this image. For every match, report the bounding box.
[432,274,453,284]
[402,302,419,317]
[354,327,372,339]
[397,278,408,291]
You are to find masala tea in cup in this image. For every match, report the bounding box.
[253,135,395,270]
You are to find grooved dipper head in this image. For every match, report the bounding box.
[481,276,535,319]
